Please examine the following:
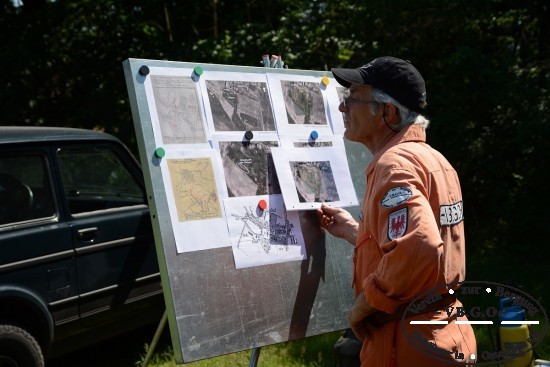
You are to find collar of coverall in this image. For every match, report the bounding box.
[365,124,426,176]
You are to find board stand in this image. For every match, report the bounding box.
[124,55,360,366]
[249,347,261,367]
[140,310,263,366]
[141,310,168,367]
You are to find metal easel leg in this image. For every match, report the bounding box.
[249,347,261,367]
[141,310,168,367]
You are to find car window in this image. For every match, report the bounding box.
[0,154,56,226]
[57,146,145,215]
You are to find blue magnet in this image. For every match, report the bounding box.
[310,130,319,140]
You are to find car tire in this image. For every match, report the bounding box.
[0,324,44,367]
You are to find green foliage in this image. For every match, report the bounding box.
[135,331,341,367]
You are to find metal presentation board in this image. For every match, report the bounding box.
[123,58,370,363]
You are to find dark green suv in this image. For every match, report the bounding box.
[0,127,164,367]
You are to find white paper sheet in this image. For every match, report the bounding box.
[223,195,306,269]
[266,73,333,136]
[144,67,210,150]
[159,149,231,253]
[198,71,276,134]
[271,146,358,210]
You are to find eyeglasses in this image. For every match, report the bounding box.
[342,96,380,108]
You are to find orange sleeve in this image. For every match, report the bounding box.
[362,166,444,314]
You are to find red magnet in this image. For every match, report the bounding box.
[258,199,268,210]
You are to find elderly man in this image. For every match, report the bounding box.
[318,56,476,366]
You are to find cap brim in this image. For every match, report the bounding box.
[331,68,369,88]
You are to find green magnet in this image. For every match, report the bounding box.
[194,66,203,76]
[154,147,166,158]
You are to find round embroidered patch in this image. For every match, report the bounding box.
[381,186,413,208]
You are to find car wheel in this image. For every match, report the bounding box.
[0,324,44,367]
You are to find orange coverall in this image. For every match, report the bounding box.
[353,124,477,366]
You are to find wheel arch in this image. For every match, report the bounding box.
[0,286,54,353]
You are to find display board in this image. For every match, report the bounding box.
[123,58,371,363]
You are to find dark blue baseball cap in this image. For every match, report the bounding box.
[332,56,427,113]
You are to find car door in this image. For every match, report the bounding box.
[55,141,161,327]
[0,148,78,325]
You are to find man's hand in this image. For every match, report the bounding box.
[348,292,376,342]
[316,203,358,245]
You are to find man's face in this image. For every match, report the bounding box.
[339,84,381,144]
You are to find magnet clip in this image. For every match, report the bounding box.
[139,65,150,76]
[258,199,268,210]
[154,147,166,158]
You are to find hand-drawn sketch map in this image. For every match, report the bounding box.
[167,158,222,222]
[224,195,306,269]
[149,75,207,144]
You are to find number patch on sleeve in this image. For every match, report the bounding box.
[439,201,464,226]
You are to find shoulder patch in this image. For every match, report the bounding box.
[388,207,408,240]
[439,201,464,226]
[381,186,412,208]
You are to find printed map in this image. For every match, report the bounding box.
[167,158,222,221]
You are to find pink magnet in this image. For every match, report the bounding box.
[258,199,268,210]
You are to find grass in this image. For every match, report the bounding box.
[136,330,343,367]
[48,325,345,367]
[138,327,548,367]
